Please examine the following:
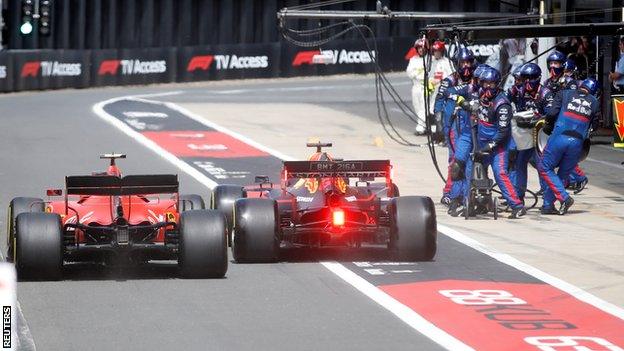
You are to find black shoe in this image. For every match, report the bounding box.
[499,198,509,208]
[558,197,574,215]
[509,206,527,219]
[448,200,465,217]
[573,179,588,195]
[540,207,558,215]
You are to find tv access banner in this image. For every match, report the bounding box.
[91,48,177,87]
[13,49,90,91]
[281,38,392,78]
[3,37,481,92]
[179,43,281,82]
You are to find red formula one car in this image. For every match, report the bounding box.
[6,154,227,280]
[210,143,437,263]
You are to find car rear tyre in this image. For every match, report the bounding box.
[388,196,437,261]
[179,194,205,211]
[211,185,244,246]
[15,212,63,280]
[178,210,228,278]
[232,198,279,263]
[7,197,44,262]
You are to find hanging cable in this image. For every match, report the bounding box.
[279,14,585,187]
[426,8,621,29]
[285,0,358,11]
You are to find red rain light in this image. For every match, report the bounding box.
[332,208,345,226]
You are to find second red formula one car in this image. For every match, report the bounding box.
[211,143,437,263]
[6,154,228,280]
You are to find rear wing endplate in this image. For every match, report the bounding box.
[65,174,179,195]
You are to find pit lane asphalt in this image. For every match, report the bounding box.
[0,77,447,351]
[1,74,622,350]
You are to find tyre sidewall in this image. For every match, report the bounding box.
[15,212,63,280]
[389,196,437,261]
[179,210,228,278]
[232,198,278,263]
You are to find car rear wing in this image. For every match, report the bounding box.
[282,160,391,179]
[65,174,179,196]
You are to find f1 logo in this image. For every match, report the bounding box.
[21,62,41,78]
[292,50,320,66]
[98,60,121,76]
[187,56,214,72]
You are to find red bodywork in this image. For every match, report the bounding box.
[45,157,181,260]
[46,194,178,245]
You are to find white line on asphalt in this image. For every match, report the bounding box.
[207,81,411,95]
[131,91,184,99]
[585,157,624,170]
[92,92,624,351]
[438,224,624,320]
[321,262,474,351]
[122,111,169,118]
[92,95,219,189]
[163,102,296,161]
[595,144,624,153]
[15,302,36,351]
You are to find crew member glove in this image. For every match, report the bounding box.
[478,142,496,154]
[543,122,554,135]
[460,99,479,113]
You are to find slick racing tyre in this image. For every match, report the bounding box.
[179,194,205,211]
[388,196,437,261]
[178,210,228,278]
[211,185,244,246]
[232,198,279,263]
[7,197,44,262]
[15,212,63,281]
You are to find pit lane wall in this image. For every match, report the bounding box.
[0,38,498,93]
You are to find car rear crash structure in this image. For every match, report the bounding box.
[211,143,437,263]
[6,154,228,280]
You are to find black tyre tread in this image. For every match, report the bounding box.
[178,210,228,278]
[15,212,63,281]
[211,185,245,246]
[232,198,279,263]
[7,197,44,262]
[389,196,437,261]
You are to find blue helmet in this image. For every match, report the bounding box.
[579,77,599,96]
[474,64,490,79]
[563,58,576,72]
[479,67,501,101]
[480,67,501,84]
[512,66,523,89]
[546,50,566,77]
[519,63,542,93]
[455,48,475,81]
